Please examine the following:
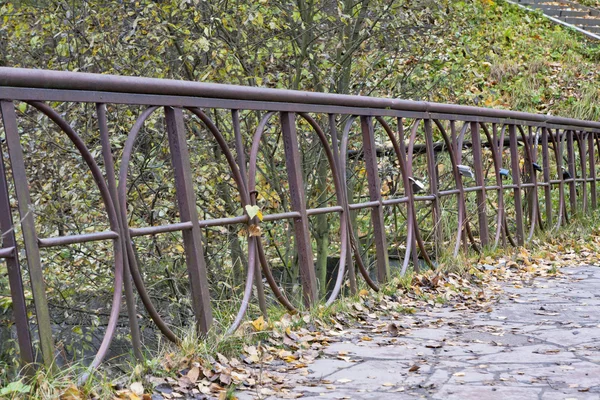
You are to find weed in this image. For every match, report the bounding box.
[395,305,417,314]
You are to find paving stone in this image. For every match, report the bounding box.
[533,327,600,346]
[305,358,355,377]
[322,340,436,360]
[541,389,600,399]
[432,385,542,399]
[476,344,578,364]
[458,331,531,346]
[236,265,600,399]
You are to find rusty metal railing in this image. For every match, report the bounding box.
[1,67,600,377]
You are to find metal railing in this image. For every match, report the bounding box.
[1,67,599,376]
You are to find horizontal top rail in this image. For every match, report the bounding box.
[2,67,600,130]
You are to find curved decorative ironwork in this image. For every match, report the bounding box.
[117,106,181,344]
[1,67,600,380]
[27,101,125,376]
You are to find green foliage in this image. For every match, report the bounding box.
[571,0,600,8]
[2,0,600,389]
[0,380,31,396]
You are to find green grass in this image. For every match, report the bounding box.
[0,363,117,399]
[6,0,600,396]
[571,0,600,9]
[425,0,600,121]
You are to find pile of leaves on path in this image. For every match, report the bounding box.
[67,234,599,400]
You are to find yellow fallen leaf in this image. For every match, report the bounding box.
[59,385,82,400]
[251,316,268,331]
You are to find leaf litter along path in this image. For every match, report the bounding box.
[236,265,600,400]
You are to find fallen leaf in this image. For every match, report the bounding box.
[130,382,144,396]
[408,365,420,372]
[248,224,262,237]
[59,385,82,400]
[252,316,268,331]
[387,323,399,336]
[187,366,200,383]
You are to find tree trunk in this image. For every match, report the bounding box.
[314,156,330,297]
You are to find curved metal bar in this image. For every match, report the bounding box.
[496,124,507,246]
[497,125,517,247]
[117,106,180,344]
[27,101,124,379]
[405,119,435,266]
[255,236,296,311]
[479,123,506,248]
[340,116,380,291]
[186,108,250,206]
[576,130,588,215]
[374,116,413,275]
[97,103,143,361]
[329,114,357,295]
[527,126,543,234]
[454,121,480,250]
[481,123,502,247]
[247,111,298,311]
[395,118,416,274]
[547,128,565,229]
[532,127,544,231]
[297,113,348,306]
[457,121,469,161]
[226,236,256,334]
[451,121,480,252]
[517,125,538,242]
[186,108,259,334]
[231,110,267,319]
[435,119,469,256]
[450,121,468,253]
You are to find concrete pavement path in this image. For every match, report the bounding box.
[237,265,600,399]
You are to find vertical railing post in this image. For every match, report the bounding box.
[97,103,143,360]
[360,116,389,283]
[589,132,597,210]
[470,121,489,247]
[542,127,552,226]
[280,112,317,306]
[567,130,577,216]
[529,126,541,231]
[0,107,34,371]
[1,100,54,367]
[578,131,588,214]
[596,135,600,212]
[509,125,525,246]
[165,107,212,333]
[556,129,567,226]
[524,127,533,227]
[424,120,442,246]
